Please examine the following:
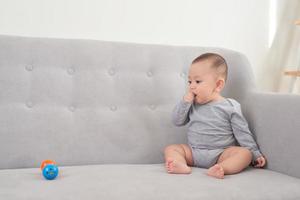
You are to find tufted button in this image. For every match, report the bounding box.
[149,104,156,110]
[180,72,186,78]
[67,67,75,75]
[108,68,116,76]
[26,101,33,108]
[69,106,76,112]
[110,105,117,111]
[25,65,33,71]
[147,71,153,77]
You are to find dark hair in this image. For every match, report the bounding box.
[192,53,228,82]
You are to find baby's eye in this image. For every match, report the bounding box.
[188,80,192,84]
[196,80,202,84]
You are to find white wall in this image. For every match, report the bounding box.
[0,0,270,90]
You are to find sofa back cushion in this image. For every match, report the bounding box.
[0,35,255,169]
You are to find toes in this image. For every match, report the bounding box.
[167,160,173,167]
[216,168,224,178]
[165,158,174,172]
[165,160,191,174]
[166,160,174,173]
[207,164,225,179]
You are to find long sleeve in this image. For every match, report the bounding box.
[230,102,263,162]
[172,99,192,126]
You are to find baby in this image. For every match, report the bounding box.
[164,53,266,179]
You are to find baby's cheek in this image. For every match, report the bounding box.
[195,94,205,102]
[197,89,208,97]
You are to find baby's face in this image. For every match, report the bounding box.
[188,60,221,104]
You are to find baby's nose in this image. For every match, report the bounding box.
[190,84,196,89]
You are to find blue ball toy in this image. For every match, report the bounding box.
[42,164,59,180]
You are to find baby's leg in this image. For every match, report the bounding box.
[207,146,252,179]
[164,144,193,174]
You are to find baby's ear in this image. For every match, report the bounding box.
[215,79,225,92]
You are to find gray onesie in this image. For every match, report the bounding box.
[172,98,262,168]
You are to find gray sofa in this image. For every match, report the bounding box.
[1,35,300,200]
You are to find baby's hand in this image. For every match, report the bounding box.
[183,88,195,103]
[254,156,266,168]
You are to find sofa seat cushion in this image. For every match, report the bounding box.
[1,164,300,200]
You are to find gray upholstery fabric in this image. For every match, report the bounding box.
[1,35,300,199]
[244,92,300,178]
[1,164,300,200]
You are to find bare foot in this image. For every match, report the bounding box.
[207,164,224,179]
[165,158,192,174]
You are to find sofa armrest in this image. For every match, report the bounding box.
[244,91,300,178]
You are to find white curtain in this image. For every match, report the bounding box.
[262,0,300,93]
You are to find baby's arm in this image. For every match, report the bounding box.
[172,100,192,126]
[172,90,194,126]
[230,101,265,166]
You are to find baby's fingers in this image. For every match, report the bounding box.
[260,157,266,167]
[254,159,262,167]
[254,157,266,168]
